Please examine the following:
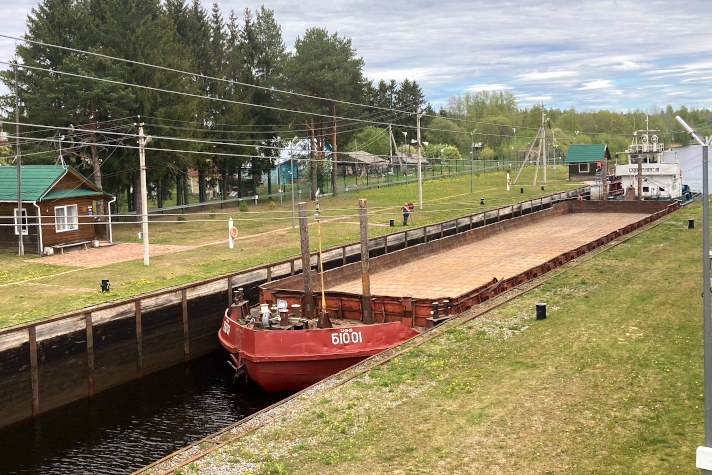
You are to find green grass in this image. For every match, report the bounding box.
[0,167,575,327]
[190,203,706,474]
[9,164,703,472]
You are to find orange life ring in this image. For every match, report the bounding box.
[229,227,238,239]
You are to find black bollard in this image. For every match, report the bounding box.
[536,302,546,320]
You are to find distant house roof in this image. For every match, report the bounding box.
[346,151,387,165]
[0,165,112,202]
[564,144,611,163]
[393,153,429,166]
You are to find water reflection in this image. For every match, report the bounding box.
[0,351,287,474]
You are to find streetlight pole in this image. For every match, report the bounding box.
[512,128,517,168]
[676,116,712,474]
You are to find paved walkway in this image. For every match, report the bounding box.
[32,216,361,269]
[329,212,648,299]
[35,242,194,268]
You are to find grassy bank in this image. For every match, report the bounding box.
[0,168,574,327]
[184,202,704,474]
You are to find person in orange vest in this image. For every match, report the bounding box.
[401,202,411,225]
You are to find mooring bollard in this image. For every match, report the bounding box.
[536,302,546,320]
[689,219,695,229]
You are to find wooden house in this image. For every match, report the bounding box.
[342,151,389,177]
[0,165,115,255]
[564,144,612,181]
[391,152,429,176]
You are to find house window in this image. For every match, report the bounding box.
[14,208,28,235]
[578,163,590,173]
[55,204,79,232]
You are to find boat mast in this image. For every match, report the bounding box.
[359,198,373,324]
[298,202,315,318]
[629,116,662,200]
[314,190,331,328]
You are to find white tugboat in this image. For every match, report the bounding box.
[615,121,683,200]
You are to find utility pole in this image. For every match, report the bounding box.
[14,59,23,256]
[416,109,423,210]
[470,131,474,193]
[136,117,151,266]
[543,110,547,184]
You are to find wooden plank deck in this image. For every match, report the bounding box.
[328,212,649,299]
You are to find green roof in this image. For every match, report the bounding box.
[0,165,110,202]
[564,144,610,163]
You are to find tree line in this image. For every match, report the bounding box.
[0,0,425,214]
[1,0,711,215]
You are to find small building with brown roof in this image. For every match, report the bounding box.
[0,165,115,255]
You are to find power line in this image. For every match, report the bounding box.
[0,34,428,123]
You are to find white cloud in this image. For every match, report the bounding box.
[579,80,616,91]
[517,71,578,82]
[2,0,712,112]
[466,84,512,92]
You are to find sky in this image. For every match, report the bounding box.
[1,0,712,113]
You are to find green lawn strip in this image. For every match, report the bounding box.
[191,208,704,474]
[0,257,75,285]
[0,242,305,328]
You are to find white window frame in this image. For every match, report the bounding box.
[14,208,28,236]
[55,204,79,232]
[579,163,590,173]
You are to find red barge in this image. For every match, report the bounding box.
[218,289,419,392]
[218,196,680,393]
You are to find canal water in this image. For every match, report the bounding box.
[0,351,289,474]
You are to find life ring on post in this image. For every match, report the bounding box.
[229,227,238,239]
